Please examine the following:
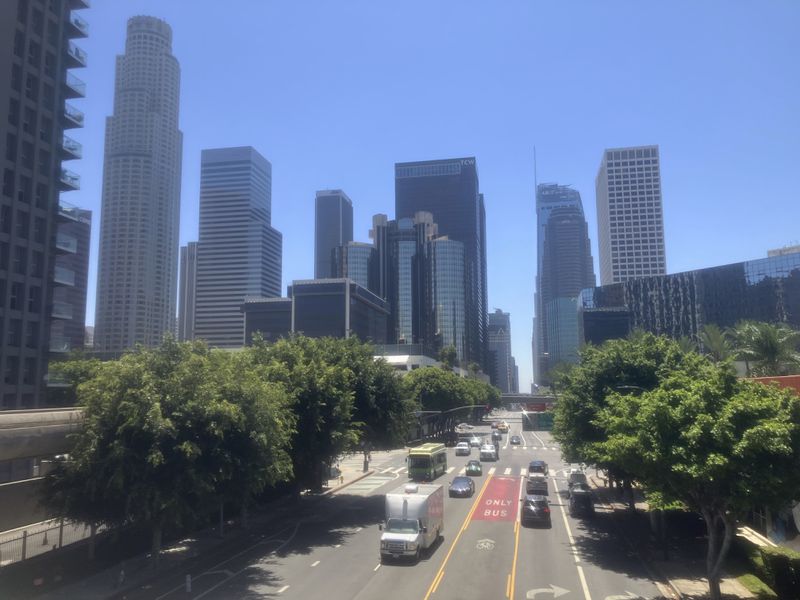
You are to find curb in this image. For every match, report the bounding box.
[587,475,683,600]
[322,469,375,496]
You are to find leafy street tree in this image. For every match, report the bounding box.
[402,366,463,412]
[41,339,295,563]
[732,320,800,376]
[438,345,459,370]
[598,366,800,600]
[697,323,733,363]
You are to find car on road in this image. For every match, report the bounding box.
[465,460,482,476]
[448,476,475,498]
[521,494,551,526]
[568,470,588,490]
[455,441,471,456]
[527,459,549,476]
[480,444,498,461]
[526,473,548,495]
[510,435,522,445]
[490,421,498,429]
[491,430,502,443]
[456,422,473,431]
[497,421,509,433]
[568,488,595,517]
[469,436,482,448]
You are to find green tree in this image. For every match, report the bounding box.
[402,366,463,412]
[598,367,800,600]
[249,336,359,492]
[438,345,459,370]
[697,323,733,363]
[732,320,800,376]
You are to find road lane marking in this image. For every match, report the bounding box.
[506,573,512,598]
[355,527,362,532]
[552,477,593,600]
[503,467,512,475]
[520,467,527,476]
[431,570,445,594]
[509,475,524,600]
[334,544,341,548]
[311,560,320,567]
[392,466,405,474]
[382,467,395,473]
[446,466,455,474]
[422,473,494,600]
[373,563,381,571]
[459,468,466,475]
[489,467,496,475]
[278,585,289,593]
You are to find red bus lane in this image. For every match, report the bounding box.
[472,476,519,522]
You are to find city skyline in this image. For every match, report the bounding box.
[55,1,800,389]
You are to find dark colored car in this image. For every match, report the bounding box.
[521,494,551,526]
[528,460,549,476]
[510,435,522,445]
[568,488,595,518]
[465,460,482,476]
[449,476,475,498]
[491,430,502,443]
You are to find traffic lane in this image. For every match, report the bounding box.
[422,476,521,600]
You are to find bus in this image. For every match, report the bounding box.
[407,443,447,481]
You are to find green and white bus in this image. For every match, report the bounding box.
[407,443,447,481]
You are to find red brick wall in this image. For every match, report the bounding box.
[750,375,800,395]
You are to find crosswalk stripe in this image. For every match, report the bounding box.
[551,447,558,451]
[488,467,496,475]
[392,466,405,474]
[381,467,394,474]
[503,468,512,475]
[522,446,527,450]
[520,467,527,476]
[446,466,455,474]
[458,468,466,475]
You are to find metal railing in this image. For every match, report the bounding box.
[66,42,87,67]
[63,103,84,128]
[64,72,86,97]
[67,13,89,37]
[61,134,82,159]
[0,519,105,568]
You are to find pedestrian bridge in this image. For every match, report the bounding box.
[0,408,82,462]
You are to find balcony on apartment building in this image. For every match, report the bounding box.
[62,103,84,129]
[64,42,87,69]
[52,301,74,320]
[49,336,71,353]
[54,265,76,286]
[64,72,86,99]
[58,169,80,192]
[61,135,82,161]
[56,232,78,254]
[68,0,91,8]
[65,13,89,38]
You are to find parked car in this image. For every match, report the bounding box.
[510,435,522,445]
[469,436,482,448]
[455,442,471,456]
[521,494,551,526]
[568,488,594,517]
[448,476,475,498]
[527,460,549,476]
[465,460,482,476]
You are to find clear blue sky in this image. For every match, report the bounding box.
[71,1,800,390]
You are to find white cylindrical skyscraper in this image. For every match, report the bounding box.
[94,16,183,352]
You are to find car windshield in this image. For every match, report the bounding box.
[385,518,420,534]
[452,477,469,486]
[408,456,431,469]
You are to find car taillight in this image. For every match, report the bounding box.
[543,507,550,513]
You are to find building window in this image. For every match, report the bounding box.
[3,169,15,197]
[5,134,17,161]
[21,142,34,168]
[8,320,22,348]
[31,250,43,276]
[35,182,48,208]
[25,74,39,101]
[25,321,38,348]
[23,358,37,385]
[13,246,27,274]
[10,281,24,310]
[27,285,41,312]
[15,210,29,239]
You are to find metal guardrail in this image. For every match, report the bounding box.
[0,519,105,568]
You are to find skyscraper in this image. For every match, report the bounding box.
[596,145,665,285]
[194,146,282,348]
[94,16,182,353]
[314,190,352,279]
[395,158,488,368]
[488,309,514,393]
[1,0,88,408]
[427,237,467,364]
[177,241,197,341]
[332,241,377,293]
[534,184,595,384]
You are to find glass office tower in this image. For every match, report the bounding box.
[315,189,353,279]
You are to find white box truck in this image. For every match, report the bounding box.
[380,483,444,562]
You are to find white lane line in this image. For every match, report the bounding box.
[552,477,593,600]
[374,563,381,571]
[278,585,290,593]
[488,467,496,475]
[459,468,466,475]
[520,467,527,477]
[503,467,512,475]
[334,544,341,548]
[311,560,320,567]
[551,447,558,451]
[381,467,395,474]
[531,430,547,447]
[446,466,455,474]
[522,445,527,450]
[392,466,405,474]
[355,527,362,532]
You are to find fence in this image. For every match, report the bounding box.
[0,519,105,568]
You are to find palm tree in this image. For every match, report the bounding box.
[732,321,800,376]
[676,335,697,354]
[697,324,733,363]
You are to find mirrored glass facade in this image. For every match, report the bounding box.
[579,252,800,345]
[427,238,467,364]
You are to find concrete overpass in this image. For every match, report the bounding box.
[0,408,82,462]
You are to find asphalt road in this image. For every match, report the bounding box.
[123,411,664,600]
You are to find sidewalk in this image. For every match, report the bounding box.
[588,474,754,599]
[0,449,407,600]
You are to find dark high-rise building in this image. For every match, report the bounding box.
[194,147,282,348]
[1,0,88,408]
[488,309,514,393]
[315,190,353,279]
[395,158,488,368]
[242,279,388,345]
[332,241,377,294]
[94,16,182,353]
[177,241,197,341]
[426,237,467,364]
[579,253,800,346]
[534,184,596,384]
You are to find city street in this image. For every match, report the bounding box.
[120,411,664,600]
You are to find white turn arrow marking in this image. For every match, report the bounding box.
[604,593,641,600]
[527,585,570,598]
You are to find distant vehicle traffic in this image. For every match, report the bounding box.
[448,476,475,498]
[380,483,444,562]
[568,488,595,517]
[465,460,482,476]
[455,442,471,456]
[567,470,588,490]
[510,435,521,445]
[407,443,447,481]
[497,421,509,433]
[456,422,473,431]
[491,430,502,443]
[528,460,549,476]
[469,436,482,448]
[480,444,498,461]
[521,494,551,526]
[526,473,548,495]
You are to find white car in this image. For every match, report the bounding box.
[455,442,471,456]
[479,444,498,461]
[469,436,482,448]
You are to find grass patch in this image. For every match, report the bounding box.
[737,573,777,599]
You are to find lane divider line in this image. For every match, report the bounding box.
[422,473,494,600]
[311,560,320,567]
[373,563,381,572]
[509,474,524,600]
[552,477,593,600]
[506,573,512,598]
[278,585,289,593]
